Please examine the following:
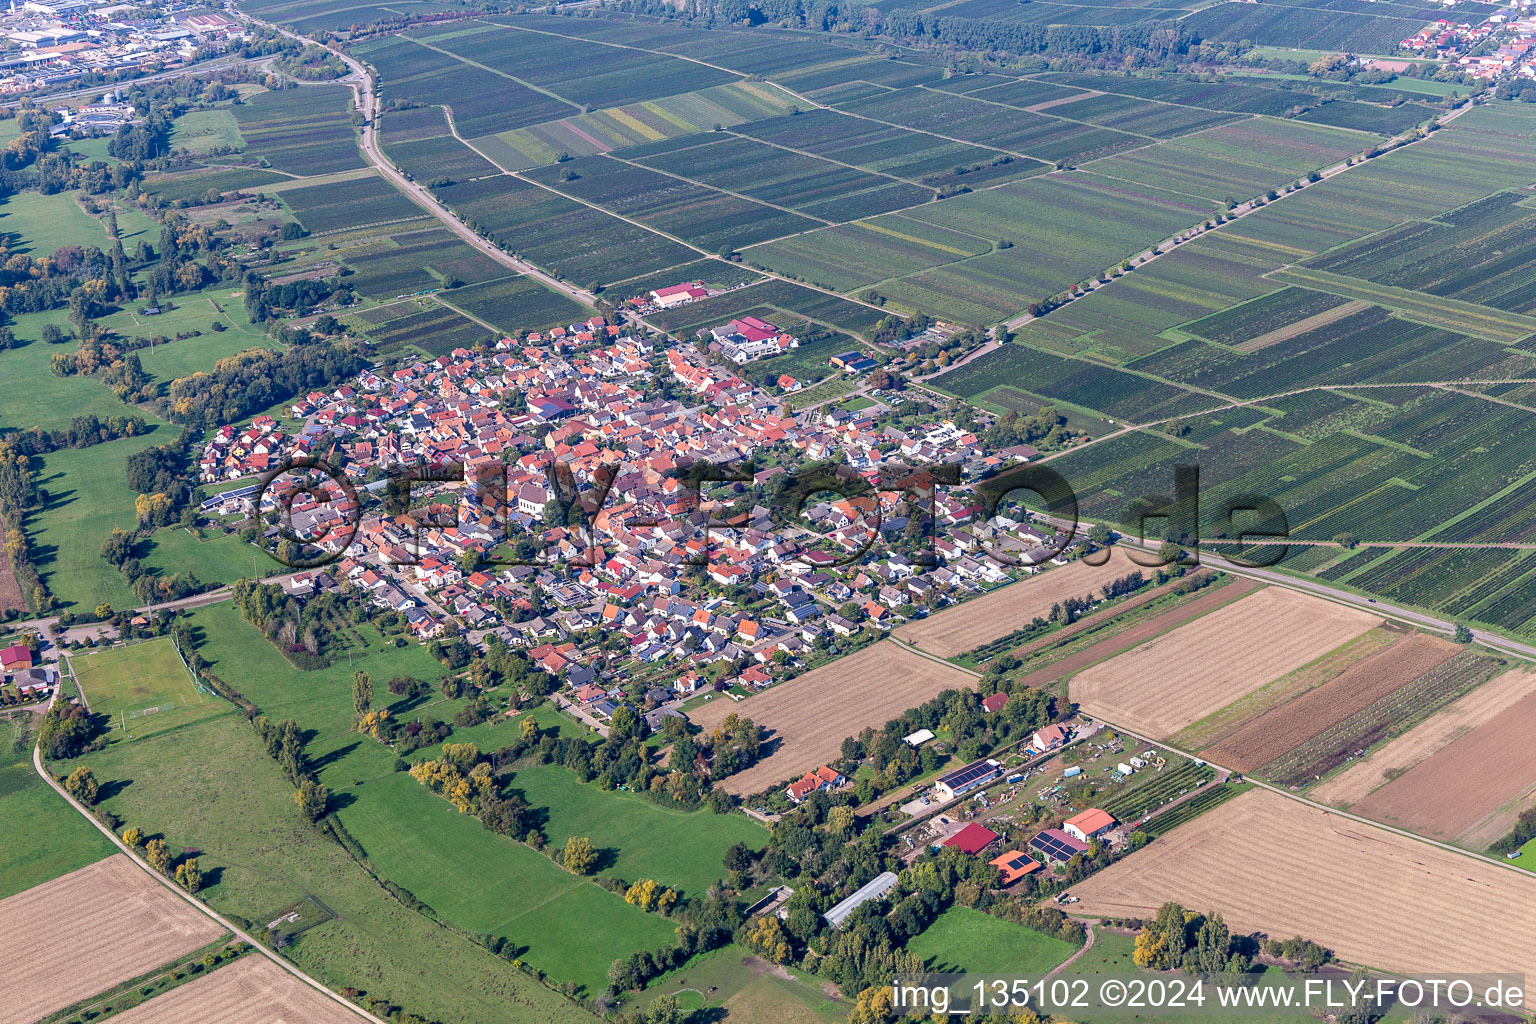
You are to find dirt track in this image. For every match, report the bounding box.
[108,954,364,1024]
[1069,789,1536,981]
[1070,588,1380,737]
[1352,689,1536,841]
[1312,668,1536,808]
[896,552,1139,658]
[689,641,976,796]
[1203,632,1458,772]
[0,854,227,1024]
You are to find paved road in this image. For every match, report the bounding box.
[29,690,385,1024]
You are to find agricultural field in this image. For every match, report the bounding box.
[1070,588,1381,737]
[1068,789,1536,982]
[907,907,1079,974]
[1311,668,1534,807]
[840,172,1219,323]
[745,217,995,297]
[608,258,762,298]
[380,104,500,183]
[233,86,366,176]
[340,225,512,299]
[473,82,800,171]
[1183,286,1361,349]
[688,640,979,795]
[279,174,423,235]
[645,278,885,339]
[895,552,1140,659]
[523,155,823,251]
[1350,688,1536,844]
[0,714,115,900]
[1084,118,1369,204]
[0,854,228,1024]
[624,134,937,223]
[1199,632,1460,772]
[0,188,122,253]
[107,955,363,1024]
[139,166,290,205]
[431,175,697,285]
[442,275,592,332]
[358,300,489,356]
[71,637,218,740]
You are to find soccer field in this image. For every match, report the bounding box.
[71,638,205,735]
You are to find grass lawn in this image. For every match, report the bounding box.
[75,710,599,1024]
[29,431,172,611]
[70,637,212,739]
[908,906,1079,974]
[170,108,245,155]
[0,189,114,253]
[184,603,680,997]
[505,763,768,897]
[620,943,847,1023]
[137,527,290,590]
[0,309,168,433]
[337,770,678,998]
[0,712,116,900]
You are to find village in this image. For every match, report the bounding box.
[194,305,1064,741]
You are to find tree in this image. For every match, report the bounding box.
[145,838,171,873]
[1132,927,1170,970]
[1454,623,1473,643]
[848,986,895,1024]
[1332,532,1358,549]
[64,765,98,805]
[646,993,684,1024]
[352,670,372,715]
[625,878,660,911]
[562,835,597,874]
[175,857,201,893]
[741,914,791,964]
[121,825,143,847]
[294,778,329,821]
[519,715,538,741]
[827,804,856,838]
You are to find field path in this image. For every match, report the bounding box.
[28,692,385,1024]
[1045,921,1095,979]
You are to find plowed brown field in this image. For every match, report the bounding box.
[896,551,1138,658]
[109,954,364,1024]
[1313,668,1535,808]
[688,640,976,795]
[0,854,227,1024]
[1352,689,1536,841]
[1069,789,1536,979]
[1203,633,1457,772]
[1070,588,1380,737]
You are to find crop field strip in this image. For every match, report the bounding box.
[0,854,228,1024]
[687,640,980,795]
[1311,668,1535,808]
[894,551,1143,659]
[1070,789,1536,984]
[1071,587,1383,738]
[232,86,366,177]
[104,955,364,1024]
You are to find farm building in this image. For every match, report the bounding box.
[1029,828,1089,864]
[824,871,900,929]
[990,850,1044,885]
[650,283,707,308]
[935,758,1002,801]
[904,728,935,747]
[942,823,1000,856]
[1064,808,1117,843]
